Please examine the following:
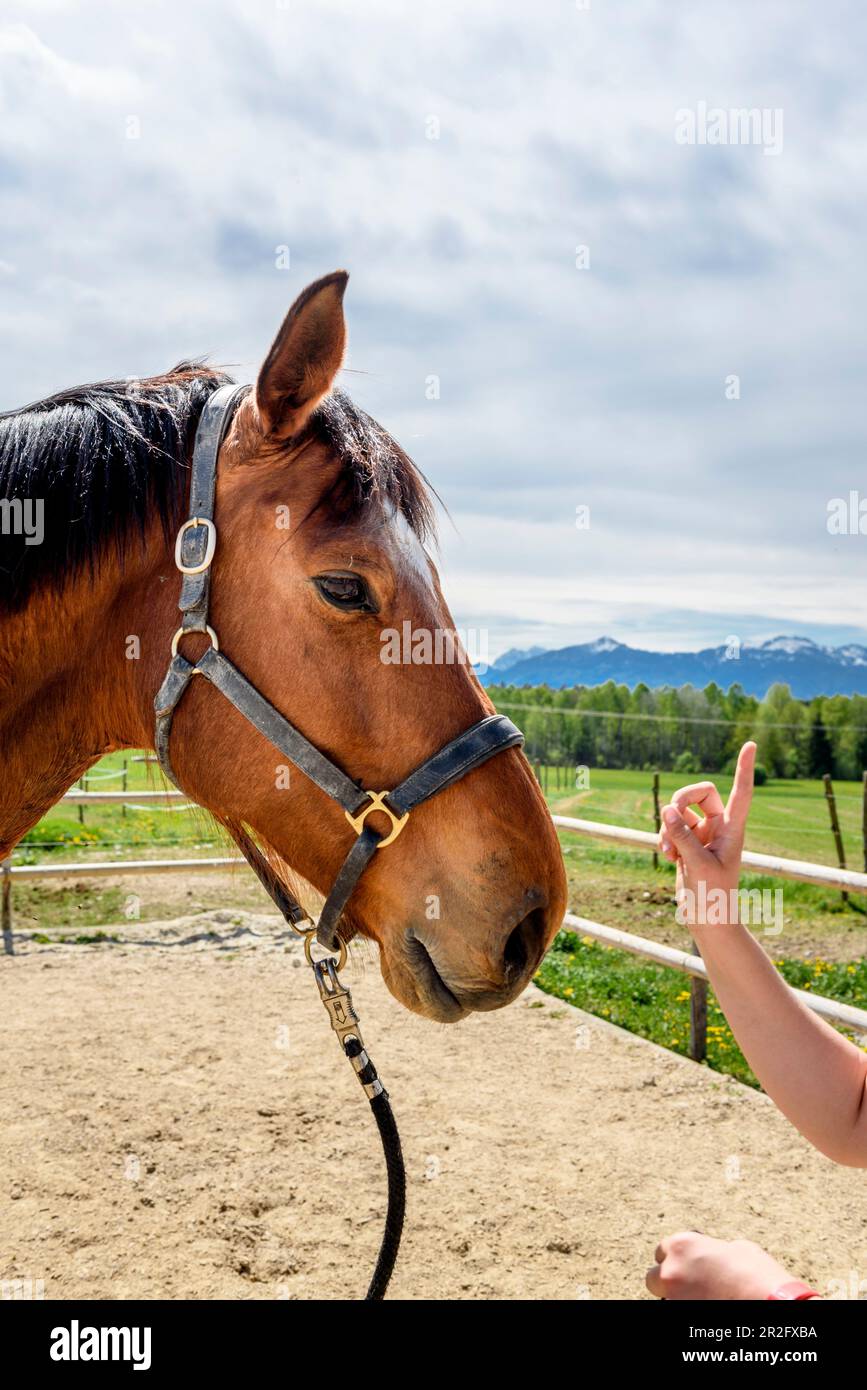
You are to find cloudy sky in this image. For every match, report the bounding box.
[1,0,865,657]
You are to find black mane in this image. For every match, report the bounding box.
[0,365,434,612]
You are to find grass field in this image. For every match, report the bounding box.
[542,765,867,870]
[8,754,867,1087]
[13,751,224,863]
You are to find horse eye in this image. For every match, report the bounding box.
[314,573,374,612]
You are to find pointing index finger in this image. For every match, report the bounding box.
[727,741,756,830]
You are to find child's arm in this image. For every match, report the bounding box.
[660,742,867,1168]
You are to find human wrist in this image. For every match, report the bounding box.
[731,1248,793,1300]
[676,880,744,931]
[690,912,746,937]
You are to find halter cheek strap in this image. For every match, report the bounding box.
[155,382,524,951]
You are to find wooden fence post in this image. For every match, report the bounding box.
[652,770,661,870]
[688,937,707,1062]
[1,857,13,956]
[823,773,848,905]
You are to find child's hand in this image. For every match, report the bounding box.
[646,1230,797,1300]
[658,741,756,927]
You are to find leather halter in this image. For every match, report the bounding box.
[155,383,524,951]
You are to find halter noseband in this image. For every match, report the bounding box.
[154,383,524,952]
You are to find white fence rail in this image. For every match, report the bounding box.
[8,856,242,881]
[60,790,188,806]
[553,815,867,896]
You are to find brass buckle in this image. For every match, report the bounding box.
[345,792,409,848]
[175,517,217,575]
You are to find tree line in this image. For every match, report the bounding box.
[487,680,867,781]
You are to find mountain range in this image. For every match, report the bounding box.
[482,636,867,699]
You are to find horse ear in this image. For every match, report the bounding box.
[255,270,348,438]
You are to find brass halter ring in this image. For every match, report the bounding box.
[345,791,409,848]
[303,926,348,972]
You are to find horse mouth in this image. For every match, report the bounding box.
[403,930,468,1022]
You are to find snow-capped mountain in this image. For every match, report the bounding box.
[482,636,867,698]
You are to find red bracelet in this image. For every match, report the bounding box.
[767,1280,819,1301]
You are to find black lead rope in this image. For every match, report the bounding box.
[309,953,406,1300]
[345,1038,406,1301]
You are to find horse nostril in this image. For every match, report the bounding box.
[502,905,549,982]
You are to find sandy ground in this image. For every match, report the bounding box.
[1,911,866,1301]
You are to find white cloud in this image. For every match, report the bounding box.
[1,0,864,655]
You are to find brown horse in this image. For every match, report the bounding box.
[0,271,566,1021]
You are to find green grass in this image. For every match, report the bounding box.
[12,750,224,864]
[538,765,866,869]
[537,927,867,1087]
